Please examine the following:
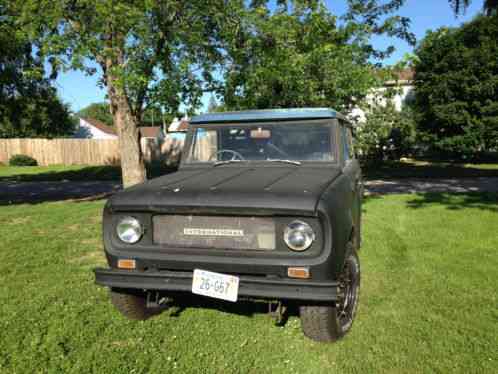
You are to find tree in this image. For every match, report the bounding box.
[207,94,225,113]
[449,0,498,16]
[8,0,234,186]
[207,95,218,113]
[0,8,74,138]
[414,15,498,157]
[217,1,415,111]
[356,101,417,160]
[77,102,113,126]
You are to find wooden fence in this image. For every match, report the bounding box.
[0,138,185,166]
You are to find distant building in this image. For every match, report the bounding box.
[75,118,165,141]
[139,126,164,140]
[138,126,164,162]
[74,117,118,139]
[382,68,415,111]
[168,116,189,133]
[351,68,415,123]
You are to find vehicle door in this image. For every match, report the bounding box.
[340,121,363,248]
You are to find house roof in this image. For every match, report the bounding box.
[81,117,117,136]
[139,126,161,138]
[394,68,415,81]
[385,68,415,86]
[191,108,348,125]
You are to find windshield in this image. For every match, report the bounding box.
[185,121,335,164]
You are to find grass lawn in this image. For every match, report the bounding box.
[0,193,497,373]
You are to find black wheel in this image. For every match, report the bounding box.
[299,249,360,342]
[110,288,157,321]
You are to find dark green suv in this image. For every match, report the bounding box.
[95,108,363,342]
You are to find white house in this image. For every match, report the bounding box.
[74,117,118,139]
[350,68,415,123]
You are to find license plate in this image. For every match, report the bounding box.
[192,269,239,302]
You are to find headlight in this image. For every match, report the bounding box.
[116,216,143,244]
[284,220,315,251]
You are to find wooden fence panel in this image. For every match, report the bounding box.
[0,139,120,166]
[0,138,184,166]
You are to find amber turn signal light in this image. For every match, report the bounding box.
[117,259,136,270]
[287,267,310,279]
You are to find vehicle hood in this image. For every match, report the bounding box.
[108,166,341,216]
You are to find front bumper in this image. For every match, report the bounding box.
[94,268,339,301]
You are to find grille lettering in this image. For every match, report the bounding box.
[183,228,244,237]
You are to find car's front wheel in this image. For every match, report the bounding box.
[299,249,360,342]
[110,288,157,320]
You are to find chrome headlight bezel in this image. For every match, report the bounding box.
[116,216,143,244]
[284,220,315,251]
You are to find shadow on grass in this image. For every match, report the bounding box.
[162,292,299,325]
[362,160,498,179]
[405,192,498,212]
[0,165,122,182]
[361,193,384,214]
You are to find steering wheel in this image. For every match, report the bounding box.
[210,149,245,161]
[267,142,290,158]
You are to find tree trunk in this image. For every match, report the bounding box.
[106,73,146,188]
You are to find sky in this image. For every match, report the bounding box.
[55,0,484,113]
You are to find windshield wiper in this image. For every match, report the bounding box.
[266,159,301,165]
[213,160,245,166]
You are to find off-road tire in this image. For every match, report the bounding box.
[110,288,155,321]
[299,249,360,342]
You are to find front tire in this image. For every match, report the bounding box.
[300,249,360,342]
[110,288,156,321]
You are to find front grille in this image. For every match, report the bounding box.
[153,215,276,250]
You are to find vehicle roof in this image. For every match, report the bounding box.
[190,108,349,124]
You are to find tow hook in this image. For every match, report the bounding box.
[268,301,287,326]
[146,291,170,309]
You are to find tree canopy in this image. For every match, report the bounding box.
[217,0,415,111]
[414,14,498,156]
[7,0,236,186]
[77,102,113,126]
[0,7,74,138]
[6,0,416,183]
[449,0,498,16]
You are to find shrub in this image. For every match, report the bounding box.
[9,154,38,166]
[355,102,417,161]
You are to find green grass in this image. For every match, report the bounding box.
[363,158,498,179]
[0,194,497,373]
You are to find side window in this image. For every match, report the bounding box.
[341,125,353,162]
[346,127,354,159]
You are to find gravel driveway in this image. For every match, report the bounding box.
[1,178,497,204]
[364,177,498,195]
